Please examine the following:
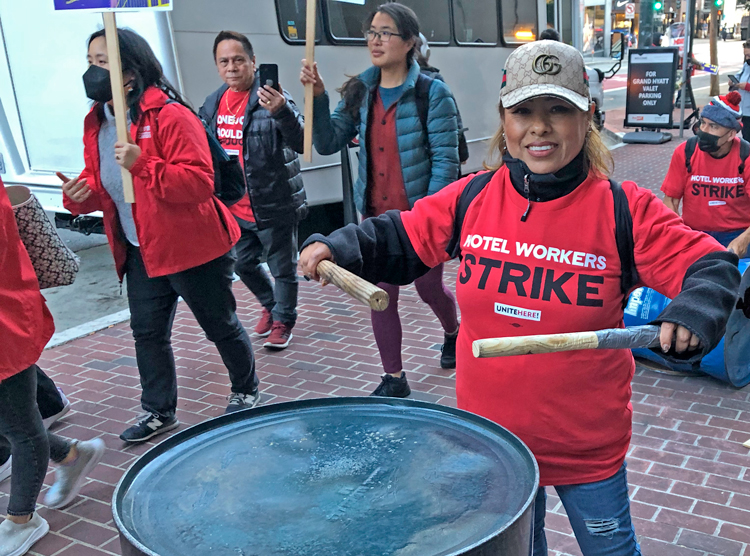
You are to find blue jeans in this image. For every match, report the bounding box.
[0,366,71,515]
[233,218,298,326]
[533,463,641,556]
[705,229,744,247]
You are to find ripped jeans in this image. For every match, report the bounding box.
[533,462,641,556]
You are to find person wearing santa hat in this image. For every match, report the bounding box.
[662,91,750,257]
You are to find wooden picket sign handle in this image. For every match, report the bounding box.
[743,439,750,449]
[473,331,600,359]
[303,0,317,163]
[103,12,135,203]
[317,260,389,311]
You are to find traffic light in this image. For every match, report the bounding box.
[715,0,723,6]
[654,0,663,9]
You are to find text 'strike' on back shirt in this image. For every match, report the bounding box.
[661,137,750,233]
[400,167,722,486]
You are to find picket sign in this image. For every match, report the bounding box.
[303,0,317,163]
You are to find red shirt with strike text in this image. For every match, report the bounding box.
[400,167,723,486]
[366,91,410,217]
[217,88,254,222]
[661,137,750,232]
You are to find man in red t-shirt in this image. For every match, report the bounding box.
[661,91,750,256]
[199,31,306,350]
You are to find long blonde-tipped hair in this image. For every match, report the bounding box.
[484,105,614,178]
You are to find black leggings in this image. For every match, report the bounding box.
[0,365,71,516]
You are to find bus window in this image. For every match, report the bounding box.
[502,0,538,45]
[401,0,451,44]
[452,0,498,45]
[275,0,323,43]
[326,0,450,44]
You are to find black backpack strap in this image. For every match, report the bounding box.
[739,138,750,175]
[684,136,698,174]
[610,179,639,303]
[446,171,496,259]
[414,73,433,136]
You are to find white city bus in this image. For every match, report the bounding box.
[0,0,579,237]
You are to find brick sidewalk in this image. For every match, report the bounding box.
[2,141,749,556]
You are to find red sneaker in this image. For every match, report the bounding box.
[264,321,294,349]
[253,308,274,337]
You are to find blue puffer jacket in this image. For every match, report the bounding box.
[312,61,459,214]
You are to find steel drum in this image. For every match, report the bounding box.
[623,258,750,387]
[113,398,539,556]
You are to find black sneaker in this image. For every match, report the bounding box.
[120,413,179,443]
[225,391,262,414]
[440,328,459,369]
[370,373,411,398]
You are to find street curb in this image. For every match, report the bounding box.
[46,309,132,349]
[44,268,255,350]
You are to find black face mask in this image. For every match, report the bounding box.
[745,58,750,65]
[696,129,729,154]
[82,65,112,103]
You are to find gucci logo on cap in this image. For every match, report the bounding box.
[532,54,562,76]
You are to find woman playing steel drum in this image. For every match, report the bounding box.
[299,40,740,556]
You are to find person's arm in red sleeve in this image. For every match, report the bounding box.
[300,175,473,284]
[60,152,103,216]
[628,184,740,362]
[660,143,688,215]
[128,104,214,204]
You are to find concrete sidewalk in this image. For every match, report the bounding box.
[2,140,749,556]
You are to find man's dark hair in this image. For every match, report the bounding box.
[87,28,188,122]
[213,31,254,61]
[539,28,561,41]
[744,39,750,49]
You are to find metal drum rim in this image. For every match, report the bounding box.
[112,397,540,556]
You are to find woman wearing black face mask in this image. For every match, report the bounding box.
[662,92,750,256]
[730,40,750,142]
[61,29,261,444]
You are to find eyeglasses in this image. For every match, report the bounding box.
[364,30,403,43]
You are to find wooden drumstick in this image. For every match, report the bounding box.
[473,325,662,358]
[316,260,389,311]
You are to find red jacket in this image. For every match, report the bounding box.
[64,87,240,280]
[0,178,55,381]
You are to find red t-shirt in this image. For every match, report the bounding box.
[367,91,410,216]
[217,88,254,222]
[401,167,723,486]
[661,138,750,232]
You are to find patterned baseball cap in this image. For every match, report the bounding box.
[500,40,590,111]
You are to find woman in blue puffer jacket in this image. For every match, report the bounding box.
[300,2,460,398]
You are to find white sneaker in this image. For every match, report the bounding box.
[0,457,9,484]
[0,513,49,556]
[43,438,105,510]
[42,388,71,429]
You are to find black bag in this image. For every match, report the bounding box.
[415,73,469,164]
[162,100,246,206]
[201,119,247,206]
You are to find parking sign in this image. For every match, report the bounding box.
[625,3,635,19]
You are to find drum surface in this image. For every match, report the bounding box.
[114,398,538,556]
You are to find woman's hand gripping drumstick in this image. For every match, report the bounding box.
[473,324,701,358]
[299,242,389,311]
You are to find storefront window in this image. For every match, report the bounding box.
[502,0,538,44]
[582,5,605,56]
